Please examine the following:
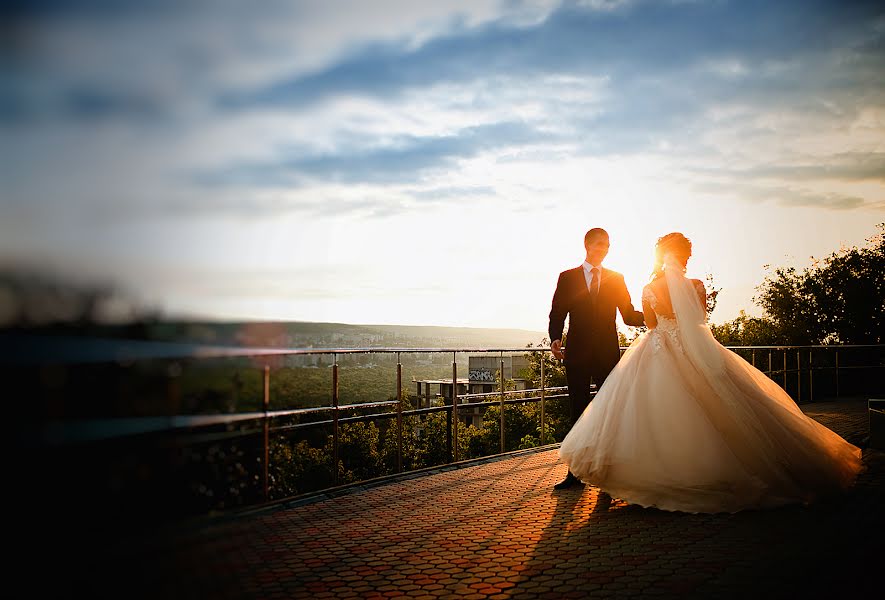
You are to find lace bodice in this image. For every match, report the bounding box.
[643,286,680,352]
[643,281,706,320]
[642,286,676,324]
[643,280,707,353]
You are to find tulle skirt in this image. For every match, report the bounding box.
[558,329,863,514]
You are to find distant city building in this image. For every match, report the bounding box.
[413,355,530,428]
[466,355,530,394]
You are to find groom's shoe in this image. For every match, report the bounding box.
[553,471,581,489]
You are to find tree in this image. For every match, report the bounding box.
[411,411,451,467]
[462,403,537,456]
[704,273,721,317]
[337,422,385,482]
[510,341,571,443]
[269,437,335,497]
[709,311,782,346]
[520,339,567,388]
[520,339,570,441]
[708,223,884,345]
[753,223,884,344]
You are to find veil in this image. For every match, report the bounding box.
[663,253,862,493]
[662,253,792,485]
[663,254,725,377]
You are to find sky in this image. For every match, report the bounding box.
[2,0,884,333]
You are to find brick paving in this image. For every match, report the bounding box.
[68,399,883,599]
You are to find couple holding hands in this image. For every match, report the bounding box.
[548,228,861,513]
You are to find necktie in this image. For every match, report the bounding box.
[590,267,600,297]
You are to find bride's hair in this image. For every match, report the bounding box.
[651,232,692,280]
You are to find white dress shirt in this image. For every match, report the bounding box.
[582,261,602,294]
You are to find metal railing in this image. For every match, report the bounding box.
[732,345,882,403]
[28,346,571,488]
[13,338,884,520]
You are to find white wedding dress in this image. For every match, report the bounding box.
[558,258,863,514]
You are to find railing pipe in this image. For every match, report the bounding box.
[500,354,506,453]
[835,350,840,398]
[540,357,546,445]
[262,364,270,502]
[809,349,814,402]
[396,353,403,474]
[332,355,339,485]
[783,350,788,390]
[452,352,459,463]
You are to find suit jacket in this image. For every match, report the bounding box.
[548,266,645,370]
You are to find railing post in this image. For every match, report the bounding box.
[263,364,270,503]
[796,350,801,402]
[835,349,840,398]
[446,407,452,460]
[332,354,339,485]
[540,353,546,445]
[768,350,772,379]
[782,350,788,391]
[809,349,814,402]
[500,354,506,454]
[452,352,459,463]
[396,353,403,474]
[751,349,755,368]
[166,362,181,417]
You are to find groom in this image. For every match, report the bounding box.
[549,227,645,489]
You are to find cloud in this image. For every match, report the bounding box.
[3,0,885,221]
[691,179,882,211]
[200,0,885,200]
[6,0,885,330]
[223,0,884,110]
[692,153,885,183]
[409,185,496,200]
[195,120,554,188]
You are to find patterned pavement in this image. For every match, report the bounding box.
[65,399,883,599]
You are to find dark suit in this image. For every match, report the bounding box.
[549,266,644,426]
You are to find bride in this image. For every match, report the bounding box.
[558,232,863,513]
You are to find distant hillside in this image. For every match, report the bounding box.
[4,317,547,350]
[0,268,546,349]
[139,320,547,350]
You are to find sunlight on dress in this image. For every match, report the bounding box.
[558,257,863,514]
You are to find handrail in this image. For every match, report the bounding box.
[28,387,575,445]
[459,386,569,400]
[18,343,883,445]
[3,332,884,365]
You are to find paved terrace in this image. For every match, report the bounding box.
[58,399,882,599]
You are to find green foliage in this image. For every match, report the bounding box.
[771,223,883,343]
[269,437,334,498]
[518,340,570,439]
[710,310,783,346]
[704,273,721,317]
[455,363,570,460]
[338,422,385,482]
[713,223,884,345]
[520,339,567,388]
[415,412,453,466]
[267,369,571,499]
[171,357,462,416]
